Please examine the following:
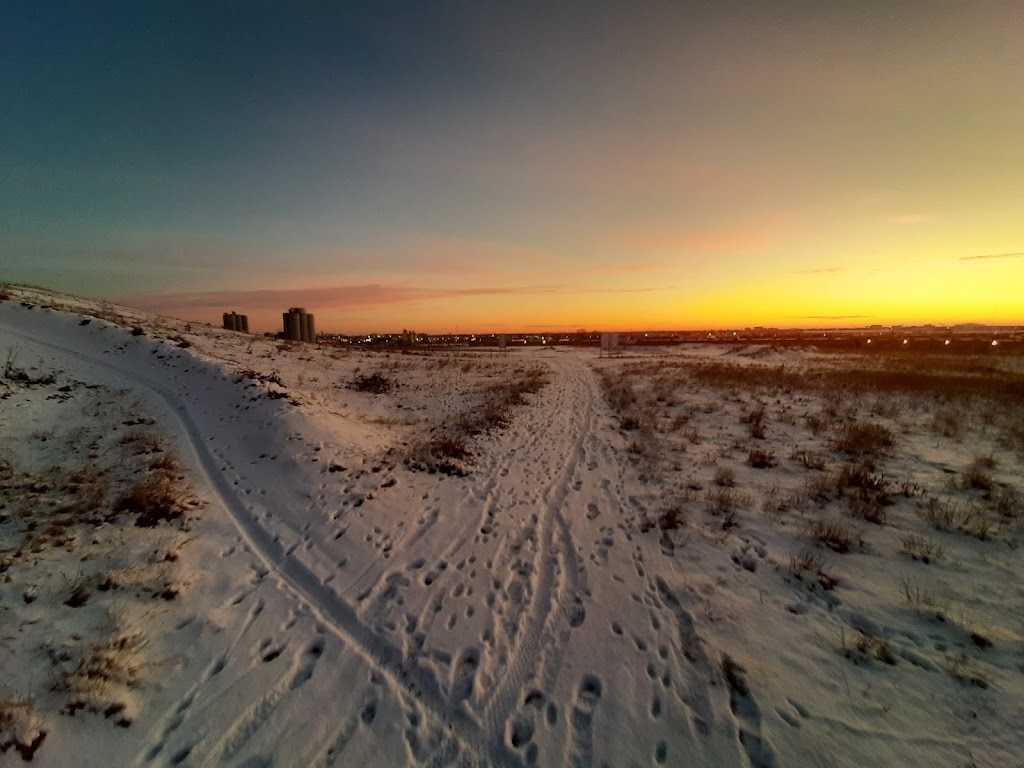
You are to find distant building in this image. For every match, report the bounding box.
[223,311,249,333]
[282,307,316,342]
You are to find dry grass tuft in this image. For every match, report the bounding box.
[658,505,686,531]
[847,495,888,525]
[405,435,472,476]
[65,574,94,608]
[805,518,862,553]
[349,372,394,394]
[931,409,965,439]
[805,413,830,435]
[961,457,995,491]
[705,487,749,530]
[119,429,163,455]
[898,575,945,612]
[740,406,767,439]
[992,485,1020,519]
[51,624,146,725]
[713,466,736,487]
[789,549,838,589]
[899,534,945,564]
[920,496,961,531]
[791,449,827,471]
[945,653,990,689]
[0,696,47,760]
[114,473,188,528]
[842,629,897,666]
[802,474,833,505]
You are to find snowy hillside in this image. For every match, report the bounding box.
[1,285,1022,768]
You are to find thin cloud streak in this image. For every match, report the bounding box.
[960,251,1024,262]
[117,283,663,313]
[792,314,872,320]
[794,267,847,275]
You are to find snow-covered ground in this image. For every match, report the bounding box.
[1,285,1022,768]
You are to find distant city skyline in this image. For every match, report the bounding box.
[3,2,1022,333]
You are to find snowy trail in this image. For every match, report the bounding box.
[0,315,508,762]
[1,311,653,765]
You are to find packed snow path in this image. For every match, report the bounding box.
[2,306,762,768]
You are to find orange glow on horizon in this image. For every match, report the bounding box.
[123,250,1024,335]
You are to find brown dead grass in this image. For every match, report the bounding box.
[831,421,894,457]
[618,352,1024,404]
[114,473,189,528]
[805,518,863,553]
[51,621,147,725]
[789,549,838,589]
[0,696,46,760]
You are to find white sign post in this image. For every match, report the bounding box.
[599,332,620,357]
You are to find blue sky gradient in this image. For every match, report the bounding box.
[3,1,1022,331]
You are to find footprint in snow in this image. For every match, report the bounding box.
[450,647,480,704]
[289,638,325,690]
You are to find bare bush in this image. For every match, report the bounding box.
[643,505,687,534]
[831,421,894,457]
[349,373,394,394]
[747,448,776,468]
[405,435,471,476]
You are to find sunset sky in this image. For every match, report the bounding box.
[2,1,1022,333]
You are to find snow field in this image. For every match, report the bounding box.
[1,285,1022,767]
